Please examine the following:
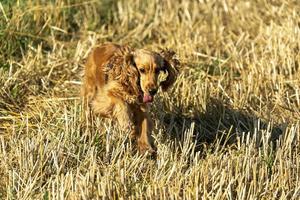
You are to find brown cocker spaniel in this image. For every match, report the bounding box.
[82,43,179,155]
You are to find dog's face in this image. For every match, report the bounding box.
[133,50,165,103]
[125,48,179,104]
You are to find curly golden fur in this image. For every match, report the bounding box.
[82,43,179,154]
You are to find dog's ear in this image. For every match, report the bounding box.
[124,53,137,68]
[123,51,139,81]
[160,49,180,91]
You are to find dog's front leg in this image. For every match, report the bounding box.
[114,102,138,138]
[137,113,156,154]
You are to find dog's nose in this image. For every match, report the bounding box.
[149,88,158,96]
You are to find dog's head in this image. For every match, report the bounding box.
[125,48,180,103]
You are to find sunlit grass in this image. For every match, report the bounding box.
[1,0,300,199]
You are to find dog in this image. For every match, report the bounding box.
[81,43,179,154]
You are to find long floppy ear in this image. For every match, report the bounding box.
[117,45,136,68]
[122,49,142,96]
[124,52,137,68]
[160,49,180,91]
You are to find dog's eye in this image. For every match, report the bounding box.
[139,68,145,73]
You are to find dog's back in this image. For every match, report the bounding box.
[82,43,121,102]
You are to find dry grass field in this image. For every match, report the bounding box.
[0,0,300,199]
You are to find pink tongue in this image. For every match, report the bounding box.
[143,95,153,103]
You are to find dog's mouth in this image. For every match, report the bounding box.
[143,94,154,103]
[137,82,154,104]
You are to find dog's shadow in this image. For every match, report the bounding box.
[155,98,285,154]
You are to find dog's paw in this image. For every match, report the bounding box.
[138,141,157,158]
